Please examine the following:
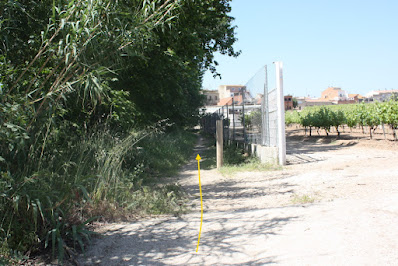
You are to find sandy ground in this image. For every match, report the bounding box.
[78,130,398,265]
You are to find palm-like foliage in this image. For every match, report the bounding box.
[1,0,239,262]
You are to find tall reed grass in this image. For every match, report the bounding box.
[0,127,196,264]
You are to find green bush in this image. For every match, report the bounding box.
[0,127,196,262]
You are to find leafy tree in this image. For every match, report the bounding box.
[0,0,239,260]
[299,112,314,136]
[113,0,240,127]
[330,110,346,136]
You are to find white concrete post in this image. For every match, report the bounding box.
[275,61,286,165]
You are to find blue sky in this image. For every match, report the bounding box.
[202,0,398,98]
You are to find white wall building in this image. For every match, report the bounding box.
[365,90,398,102]
[201,90,220,106]
[218,85,246,99]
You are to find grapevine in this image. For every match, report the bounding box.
[285,100,398,139]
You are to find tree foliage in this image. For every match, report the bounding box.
[0,0,238,261]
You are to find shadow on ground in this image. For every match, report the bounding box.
[286,129,359,165]
[79,135,301,265]
[197,130,361,167]
[80,208,298,265]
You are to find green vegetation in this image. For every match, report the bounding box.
[285,101,398,139]
[200,136,278,176]
[200,143,217,170]
[0,0,238,262]
[0,128,196,263]
[291,194,315,204]
[200,140,248,170]
[219,157,280,176]
[243,111,262,130]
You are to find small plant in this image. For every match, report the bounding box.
[219,157,280,176]
[199,133,280,175]
[126,184,188,216]
[224,145,247,165]
[0,247,28,265]
[291,194,315,204]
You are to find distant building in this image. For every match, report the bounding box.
[218,85,246,99]
[296,97,334,109]
[365,90,398,102]
[321,87,349,101]
[348,94,365,103]
[217,85,254,105]
[319,87,364,104]
[255,94,263,105]
[284,95,293,110]
[295,87,366,109]
[202,90,219,106]
[217,95,244,106]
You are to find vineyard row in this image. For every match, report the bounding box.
[285,101,398,140]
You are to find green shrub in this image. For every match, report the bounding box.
[0,127,196,262]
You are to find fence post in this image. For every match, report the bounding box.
[275,61,286,165]
[226,104,229,141]
[216,120,223,169]
[232,96,235,141]
[226,103,229,118]
[242,87,246,143]
[262,65,269,146]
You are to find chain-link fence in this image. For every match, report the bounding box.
[201,63,284,150]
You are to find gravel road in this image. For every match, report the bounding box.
[78,132,398,265]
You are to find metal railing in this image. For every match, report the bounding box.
[200,63,286,164]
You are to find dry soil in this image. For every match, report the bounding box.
[78,129,398,265]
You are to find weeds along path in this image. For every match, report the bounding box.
[79,134,398,265]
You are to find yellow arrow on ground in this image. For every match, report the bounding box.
[196,154,203,252]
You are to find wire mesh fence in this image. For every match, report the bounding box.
[201,63,284,150]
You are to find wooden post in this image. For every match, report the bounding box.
[216,120,223,169]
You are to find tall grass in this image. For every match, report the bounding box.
[199,135,278,176]
[0,127,196,263]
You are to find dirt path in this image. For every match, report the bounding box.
[78,134,398,265]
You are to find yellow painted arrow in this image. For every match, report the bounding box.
[196,154,203,252]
